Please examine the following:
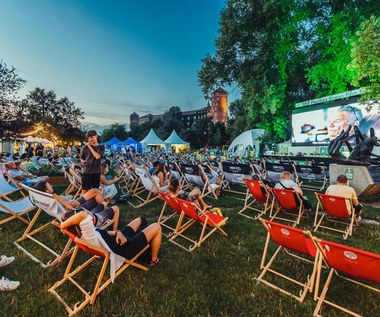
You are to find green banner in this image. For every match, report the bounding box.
[344,168,354,180]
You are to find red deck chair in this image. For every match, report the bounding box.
[257,219,320,302]
[239,178,271,220]
[49,222,149,316]
[169,197,228,251]
[313,239,380,316]
[314,193,357,239]
[157,190,194,238]
[270,187,306,226]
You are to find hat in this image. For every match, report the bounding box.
[86,130,97,137]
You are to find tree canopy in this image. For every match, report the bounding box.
[199,0,380,142]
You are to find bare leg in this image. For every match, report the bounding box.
[125,217,143,232]
[111,206,119,230]
[142,223,162,262]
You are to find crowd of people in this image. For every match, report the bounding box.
[1,129,367,293]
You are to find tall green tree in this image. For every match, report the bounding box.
[101,123,128,142]
[349,15,380,109]
[156,106,184,139]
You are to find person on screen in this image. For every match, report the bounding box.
[328,105,363,141]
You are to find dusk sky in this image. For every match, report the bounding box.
[0,0,234,128]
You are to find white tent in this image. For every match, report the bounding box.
[228,129,265,158]
[164,130,190,153]
[140,129,166,149]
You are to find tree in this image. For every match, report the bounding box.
[0,60,26,139]
[349,15,380,109]
[23,87,85,141]
[101,123,128,142]
[156,106,184,139]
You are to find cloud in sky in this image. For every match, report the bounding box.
[0,0,226,126]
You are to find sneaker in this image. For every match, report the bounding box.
[0,277,20,291]
[357,215,362,222]
[0,256,15,268]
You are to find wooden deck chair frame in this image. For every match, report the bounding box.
[269,187,306,226]
[49,223,149,317]
[0,194,35,226]
[313,192,357,240]
[257,218,320,302]
[0,163,27,196]
[68,166,83,198]
[62,167,81,199]
[14,185,74,268]
[157,190,194,238]
[293,164,328,192]
[239,178,271,219]
[169,197,228,252]
[313,238,380,317]
[174,161,192,190]
[198,164,219,200]
[0,171,24,202]
[128,165,160,208]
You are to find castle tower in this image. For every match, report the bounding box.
[210,88,228,124]
[130,111,139,129]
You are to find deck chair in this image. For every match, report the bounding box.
[221,161,253,195]
[0,171,24,201]
[198,164,220,199]
[313,239,380,316]
[314,193,357,240]
[169,197,228,252]
[128,165,160,208]
[62,167,81,199]
[270,188,306,226]
[239,178,271,219]
[0,164,27,195]
[257,218,320,302]
[157,190,194,238]
[0,193,36,226]
[49,223,149,316]
[14,185,73,268]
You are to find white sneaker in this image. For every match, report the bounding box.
[0,277,20,291]
[0,255,15,268]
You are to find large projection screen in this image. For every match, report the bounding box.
[292,101,380,146]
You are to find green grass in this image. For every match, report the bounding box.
[1,185,379,317]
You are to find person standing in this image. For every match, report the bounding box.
[80,130,105,194]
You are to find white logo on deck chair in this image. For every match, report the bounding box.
[280,228,290,236]
[344,251,358,260]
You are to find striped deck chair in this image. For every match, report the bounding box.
[169,197,228,252]
[49,222,149,316]
[14,185,74,267]
[257,219,320,302]
[313,238,380,316]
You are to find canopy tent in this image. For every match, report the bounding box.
[140,129,166,150]
[228,129,265,158]
[102,136,122,146]
[120,137,142,152]
[24,136,52,144]
[164,130,190,153]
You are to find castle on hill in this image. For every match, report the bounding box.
[130,88,228,129]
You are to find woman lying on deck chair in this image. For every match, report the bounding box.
[60,210,162,265]
[33,180,120,230]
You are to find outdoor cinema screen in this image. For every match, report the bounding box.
[292,101,380,146]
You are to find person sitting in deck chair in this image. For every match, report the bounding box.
[60,210,162,265]
[275,171,313,212]
[168,179,212,211]
[34,180,120,230]
[6,161,48,187]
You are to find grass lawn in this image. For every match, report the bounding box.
[1,184,379,317]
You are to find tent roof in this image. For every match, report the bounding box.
[121,137,140,145]
[164,130,189,145]
[102,136,122,146]
[140,129,165,145]
[228,129,265,151]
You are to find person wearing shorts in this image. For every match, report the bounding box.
[80,130,105,194]
[60,210,162,264]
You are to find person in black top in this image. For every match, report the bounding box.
[80,130,105,194]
